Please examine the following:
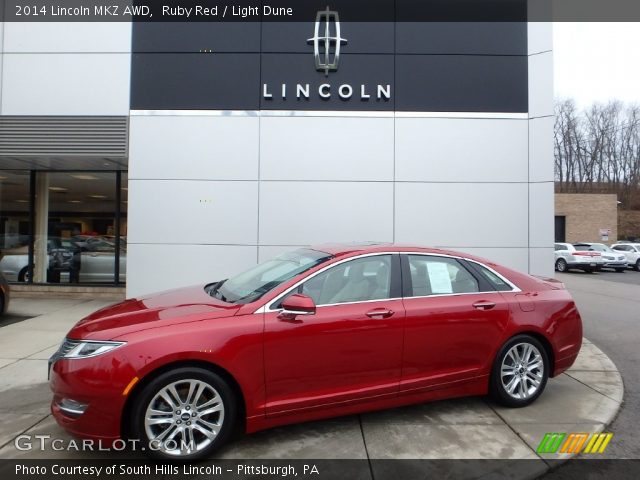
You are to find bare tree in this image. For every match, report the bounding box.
[554,99,640,210]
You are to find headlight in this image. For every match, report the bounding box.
[63,340,125,359]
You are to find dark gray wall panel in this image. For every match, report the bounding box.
[131,54,260,110]
[261,22,395,54]
[132,23,261,52]
[396,22,527,55]
[395,55,528,112]
[260,54,394,111]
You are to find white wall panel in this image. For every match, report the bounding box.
[127,244,257,298]
[2,54,130,115]
[529,116,554,183]
[258,245,307,263]
[395,183,528,247]
[529,247,554,277]
[128,180,258,245]
[527,22,552,55]
[259,181,394,245]
[528,51,554,119]
[449,247,530,274]
[129,116,259,180]
[260,117,394,181]
[529,182,554,248]
[395,118,528,183]
[4,22,132,52]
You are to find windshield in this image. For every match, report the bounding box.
[208,248,333,304]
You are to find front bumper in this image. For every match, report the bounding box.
[49,353,136,442]
[602,260,628,268]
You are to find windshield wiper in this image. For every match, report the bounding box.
[207,280,229,302]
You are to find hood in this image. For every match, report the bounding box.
[67,284,241,340]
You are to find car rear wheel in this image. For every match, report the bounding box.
[490,335,549,408]
[555,258,568,273]
[17,267,30,283]
[635,260,640,272]
[615,268,626,273]
[131,367,236,460]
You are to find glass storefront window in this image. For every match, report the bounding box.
[0,170,127,285]
[0,171,32,282]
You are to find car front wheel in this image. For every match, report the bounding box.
[131,367,236,460]
[490,335,549,408]
[635,260,640,272]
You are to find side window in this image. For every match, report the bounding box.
[554,244,567,251]
[473,264,514,292]
[407,256,479,296]
[300,255,392,305]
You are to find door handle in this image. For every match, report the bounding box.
[473,301,496,311]
[365,308,394,319]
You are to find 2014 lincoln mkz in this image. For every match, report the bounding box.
[49,244,583,459]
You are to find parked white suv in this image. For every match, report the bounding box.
[554,243,604,273]
[573,243,628,272]
[611,243,640,271]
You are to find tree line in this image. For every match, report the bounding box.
[554,99,640,210]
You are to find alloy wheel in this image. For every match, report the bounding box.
[556,259,567,272]
[144,379,225,456]
[500,343,544,400]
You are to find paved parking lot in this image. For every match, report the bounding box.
[543,269,640,478]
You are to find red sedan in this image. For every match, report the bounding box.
[49,244,582,459]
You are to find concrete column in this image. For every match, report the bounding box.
[34,172,49,283]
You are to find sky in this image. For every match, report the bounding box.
[553,23,640,108]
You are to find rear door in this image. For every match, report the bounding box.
[399,254,511,392]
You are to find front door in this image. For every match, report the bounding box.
[263,254,405,415]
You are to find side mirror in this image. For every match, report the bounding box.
[278,294,316,321]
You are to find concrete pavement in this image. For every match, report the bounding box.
[0,295,624,478]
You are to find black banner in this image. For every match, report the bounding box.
[4,0,640,22]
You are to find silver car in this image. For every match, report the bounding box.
[611,243,640,271]
[0,236,126,283]
[574,243,627,272]
[554,242,604,273]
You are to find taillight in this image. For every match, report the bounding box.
[574,251,600,257]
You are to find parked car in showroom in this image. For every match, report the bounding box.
[0,236,125,283]
[0,272,9,316]
[554,242,604,273]
[611,243,640,271]
[49,243,583,459]
[574,242,628,272]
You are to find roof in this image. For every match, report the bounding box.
[309,242,493,264]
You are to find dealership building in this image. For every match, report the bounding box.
[0,7,554,298]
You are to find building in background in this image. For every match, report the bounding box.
[0,3,554,298]
[555,194,619,243]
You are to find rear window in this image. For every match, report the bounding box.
[473,264,514,292]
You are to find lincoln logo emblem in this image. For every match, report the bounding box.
[308,6,347,76]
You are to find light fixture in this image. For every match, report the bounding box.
[89,194,108,199]
[16,199,29,203]
[70,174,99,180]
[49,187,68,192]
[0,175,7,180]
[68,200,82,204]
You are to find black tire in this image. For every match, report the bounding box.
[130,367,237,460]
[489,334,550,408]
[555,258,568,273]
[0,292,4,317]
[635,260,640,272]
[615,268,626,273]
[17,267,30,283]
